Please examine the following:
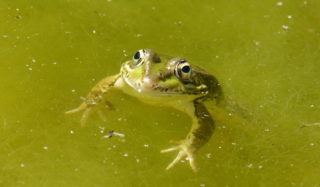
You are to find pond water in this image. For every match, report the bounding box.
[0,0,319,186]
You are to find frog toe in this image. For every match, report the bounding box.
[65,103,88,114]
[161,144,197,172]
[80,108,92,127]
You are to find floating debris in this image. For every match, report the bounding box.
[206,153,212,158]
[103,130,125,138]
[300,122,320,128]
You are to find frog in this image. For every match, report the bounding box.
[66,49,223,172]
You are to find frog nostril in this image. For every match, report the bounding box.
[153,56,161,63]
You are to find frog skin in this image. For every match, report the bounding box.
[66,49,223,172]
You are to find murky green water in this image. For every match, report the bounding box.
[1,0,320,186]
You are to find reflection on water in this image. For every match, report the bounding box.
[0,0,319,186]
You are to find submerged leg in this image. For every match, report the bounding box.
[65,74,121,126]
[161,101,214,172]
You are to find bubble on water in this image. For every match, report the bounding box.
[206,153,212,158]
[276,1,283,6]
[2,34,9,38]
[136,158,140,163]
[70,130,75,134]
[310,143,315,146]
[20,163,25,168]
[200,184,206,187]
[282,25,289,30]
[28,67,33,71]
[143,144,149,148]
[288,15,292,19]
[264,128,270,132]
[123,153,128,157]
[16,8,20,11]
[231,142,237,146]
[92,30,97,34]
[258,165,264,169]
[253,40,261,46]
[310,104,315,108]
[43,146,48,150]
[71,89,76,93]
[52,62,58,65]
[135,33,143,38]
[247,163,253,168]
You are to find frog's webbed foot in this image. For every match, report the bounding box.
[65,102,93,127]
[161,142,197,172]
[65,100,113,127]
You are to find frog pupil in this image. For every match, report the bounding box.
[181,65,190,73]
[134,51,140,60]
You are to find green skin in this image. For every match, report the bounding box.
[66,49,223,172]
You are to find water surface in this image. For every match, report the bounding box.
[0,0,319,186]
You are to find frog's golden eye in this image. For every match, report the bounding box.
[175,59,192,81]
[131,49,145,67]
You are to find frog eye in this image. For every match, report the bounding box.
[131,49,145,67]
[175,60,192,81]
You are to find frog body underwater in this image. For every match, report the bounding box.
[66,49,223,171]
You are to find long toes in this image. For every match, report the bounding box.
[65,103,87,114]
[165,150,186,170]
[97,110,107,122]
[161,146,179,153]
[186,153,197,172]
[80,108,92,127]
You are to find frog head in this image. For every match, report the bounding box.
[120,49,222,101]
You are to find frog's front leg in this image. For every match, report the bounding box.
[65,74,122,126]
[161,101,214,172]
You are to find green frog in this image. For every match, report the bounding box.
[66,49,223,172]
